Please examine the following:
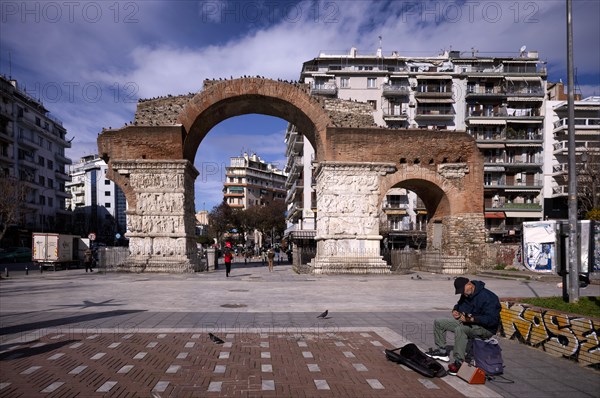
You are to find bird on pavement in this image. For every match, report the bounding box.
[209,333,225,344]
[317,310,329,319]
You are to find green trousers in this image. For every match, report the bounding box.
[434,318,493,362]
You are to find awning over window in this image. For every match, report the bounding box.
[507,97,543,102]
[468,119,506,125]
[505,143,542,147]
[386,210,407,215]
[478,143,505,149]
[289,230,316,239]
[417,75,453,79]
[416,98,455,103]
[504,211,542,218]
[485,212,505,219]
[507,119,543,123]
[505,76,542,82]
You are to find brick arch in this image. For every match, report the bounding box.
[177,78,332,162]
[378,164,483,220]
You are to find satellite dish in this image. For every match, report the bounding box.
[519,45,527,53]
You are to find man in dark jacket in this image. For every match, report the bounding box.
[426,277,501,375]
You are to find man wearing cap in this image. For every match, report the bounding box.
[426,277,501,375]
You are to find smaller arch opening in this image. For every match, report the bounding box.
[400,158,407,164]
[413,158,420,164]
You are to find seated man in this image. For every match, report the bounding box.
[426,277,501,375]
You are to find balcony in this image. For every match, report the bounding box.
[310,83,337,96]
[55,170,71,181]
[505,87,544,97]
[54,152,73,164]
[484,177,543,189]
[553,141,600,155]
[552,163,568,176]
[382,84,411,96]
[414,89,453,98]
[382,109,408,120]
[552,185,568,197]
[553,118,600,132]
[415,108,454,119]
[17,134,38,149]
[466,86,506,98]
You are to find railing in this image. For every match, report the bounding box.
[416,108,454,115]
[310,83,337,95]
[553,118,600,129]
[506,87,544,96]
[382,84,411,95]
[97,247,129,271]
[466,87,506,95]
[484,177,543,187]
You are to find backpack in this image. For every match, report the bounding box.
[471,337,504,376]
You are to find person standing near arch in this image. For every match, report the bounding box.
[223,242,233,277]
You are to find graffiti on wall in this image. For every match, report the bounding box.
[500,301,600,368]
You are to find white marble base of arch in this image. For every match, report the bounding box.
[111,160,201,272]
[311,162,396,274]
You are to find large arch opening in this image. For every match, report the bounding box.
[178,79,331,162]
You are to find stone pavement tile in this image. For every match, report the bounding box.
[0,330,466,398]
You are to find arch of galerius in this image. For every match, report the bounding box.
[97,78,485,273]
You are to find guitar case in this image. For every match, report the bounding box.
[385,343,447,378]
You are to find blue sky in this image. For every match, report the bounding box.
[1,0,599,211]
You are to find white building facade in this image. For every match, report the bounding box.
[0,75,72,240]
[286,48,548,243]
[67,154,127,244]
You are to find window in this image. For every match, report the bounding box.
[35,117,41,126]
[39,195,46,205]
[367,100,377,110]
[39,176,45,186]
[340,77,349,88]
[105,179,111,185]
[47,159,53,169]
[48,197,53,207]
[47,178,54,189]
[367,78,377,88]
[105,203,111,208]
[38,156,45,166]
[105,191,111,196]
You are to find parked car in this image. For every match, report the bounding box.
[0,247,32,263]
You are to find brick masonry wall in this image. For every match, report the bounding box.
[500,301,600,368]
[131,80,376,129]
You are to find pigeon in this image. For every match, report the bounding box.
[317,310,328,319]
[209,333,225,344]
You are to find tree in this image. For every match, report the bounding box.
[578,150,600,217]
[207,199,235,245]
[0,177,28,242]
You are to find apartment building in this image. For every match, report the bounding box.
[66,154,127,244]
[0,75,72,240]
[224,152,287,209]
[286,47,548,242]
[544,95,600,219]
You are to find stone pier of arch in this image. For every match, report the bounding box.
[97,78,486,274]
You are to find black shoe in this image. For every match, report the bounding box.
[447,360,462,375]
[425,347,450,362]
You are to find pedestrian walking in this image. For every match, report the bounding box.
[267,247,275,272]
[84,249,94,272]
[223,242,233,277]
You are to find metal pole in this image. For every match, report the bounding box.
[566,0,579,303]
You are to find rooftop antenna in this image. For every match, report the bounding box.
[8,51,12,79]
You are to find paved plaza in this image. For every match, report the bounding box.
[0,261,599,397]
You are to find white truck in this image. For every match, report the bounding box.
[32,233,88,271]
